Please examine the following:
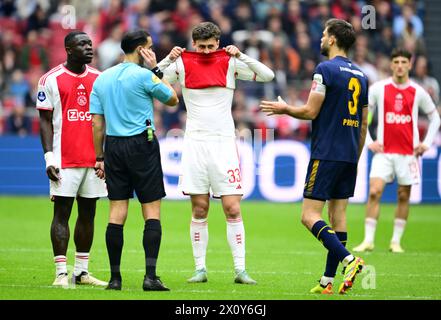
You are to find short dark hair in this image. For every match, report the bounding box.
[390,48,412,61]
[325,18,356,53]
[64,31,87,48]
[121,30,151,54]
[192,22,221,41]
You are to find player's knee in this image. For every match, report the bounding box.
[369,188,383,201]
[193,205,209,219]
[223,202,241,218]
[301,213,312,228]
[397,189,410,203]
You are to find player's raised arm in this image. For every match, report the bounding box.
[230,45,275,82]
[157,46,185,84]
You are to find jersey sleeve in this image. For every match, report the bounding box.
[361,78,369,108]
[36,78,53,110]
[157,56,180,84]
[368,82,381,113]
[418,86,437,114]
[310,63,330,95]
[235,54,274,82]
[89,80,104,115]
[141,69,173,104]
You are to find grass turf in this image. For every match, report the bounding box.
[0,197,440,300]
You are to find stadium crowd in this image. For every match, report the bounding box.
[0,0,440,144]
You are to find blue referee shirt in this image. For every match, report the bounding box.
[90,62,173,136]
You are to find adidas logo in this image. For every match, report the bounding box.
[236,184,242,190]
[77,84,85,90]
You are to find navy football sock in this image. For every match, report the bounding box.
[324,231,347,277]
[311,221,350,263]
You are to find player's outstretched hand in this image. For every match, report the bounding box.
[368,140,384,153]
[94,161,105,180]
[224,45,241,58]
[260,96,288,116]
[414,143,428,157]
[169,46,185,61]
[46,166,60,182]
[140,47,157,69]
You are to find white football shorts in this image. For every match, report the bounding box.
[179,136,243,198]
[369,153,420,185]
[50,167,108,198]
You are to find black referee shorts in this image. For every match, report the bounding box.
[104,132,166,203]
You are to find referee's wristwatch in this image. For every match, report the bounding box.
[96,156,104,162]
[150,66,164,79]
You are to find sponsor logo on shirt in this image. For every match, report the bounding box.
[37,91,46,102]
[67,109,92,121]
[385,112,411,124]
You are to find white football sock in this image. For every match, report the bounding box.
[342,254,355,267]
[190,218,208,271]
[364,217,377,244]
[54,255,67,276]
[226,218,246,272]
[320,276,334,286]
[74,252,89,276]
[391,218,407,244]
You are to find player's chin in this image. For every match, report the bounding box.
[82,55,93,64]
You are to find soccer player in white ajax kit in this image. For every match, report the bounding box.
[157,22,274,284]
[353,49,440,253]
[37,31,107,287]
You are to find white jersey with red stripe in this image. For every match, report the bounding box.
[368,77,437,155]
[36,64,101,168]
[159,50,274,139]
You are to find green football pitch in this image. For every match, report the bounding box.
[0,197,440,300]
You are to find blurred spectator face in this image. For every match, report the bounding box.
[235,3,251,20]
[378,1,390,17]
[350,16,361,33]
[391,55,411,79]
[415,56,428,78]
[402,4,414,21]
[192,38,219,54]
[268,17,282,33]
[297,32,310,50]
[27,30,38,45]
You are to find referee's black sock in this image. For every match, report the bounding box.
[106,223,124,281]
[143,219,162,279]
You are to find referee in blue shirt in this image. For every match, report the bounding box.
[90,30,178,291]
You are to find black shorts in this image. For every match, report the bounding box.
[104,132,166,203]
[303,159,357,201]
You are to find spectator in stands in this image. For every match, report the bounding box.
[97,23,124,70]
[25,4,49,34]
[6,104,32,136]
[413,56,440,106]
[7,69,31,107]
[393,3,423,38]
[19,30,49,72]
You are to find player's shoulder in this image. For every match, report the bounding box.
[370,78,391,91]
[38,64,64,86]
[408,79,427,94]
[87,65,101,75]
